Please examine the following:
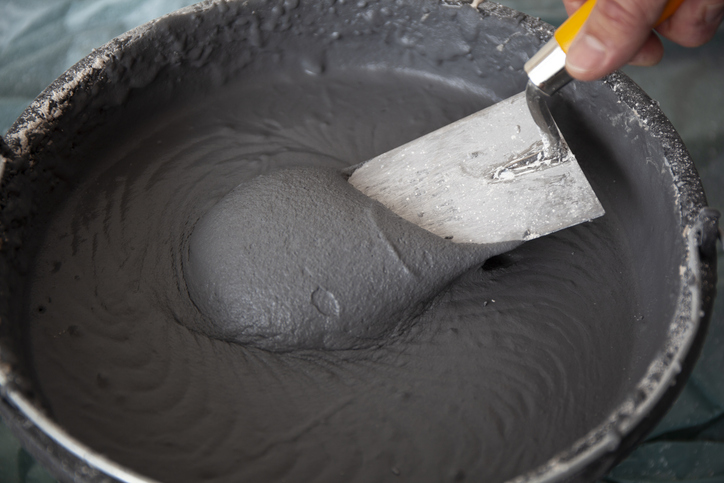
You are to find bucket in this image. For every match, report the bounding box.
[0,1,718,482]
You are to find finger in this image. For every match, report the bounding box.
[627,31,665,66]
[656,0,724,47]
[565,0,670,81]
[562,0,588,16]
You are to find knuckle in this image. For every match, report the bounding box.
[659,1,724,48]
[595,0,657,32]
[678,28,716,47]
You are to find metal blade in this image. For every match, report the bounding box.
[348,91,605,244]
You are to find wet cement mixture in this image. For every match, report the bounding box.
[25,68,639,483]
[184,164,521,351]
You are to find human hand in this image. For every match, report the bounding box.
[562,0,724,81]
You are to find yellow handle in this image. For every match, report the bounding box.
[554,0,686,53]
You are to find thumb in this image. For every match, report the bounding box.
[565,0,669,81]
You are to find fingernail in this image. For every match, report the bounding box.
[565,33,607,77]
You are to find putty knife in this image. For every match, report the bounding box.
[349,0,683,245]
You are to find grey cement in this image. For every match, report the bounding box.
[25,67,638,483]
[184,166,518,350]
